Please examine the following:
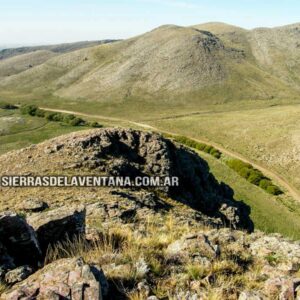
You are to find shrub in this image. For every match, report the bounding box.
[195,143,206,151]
[35,108,46,118]
[0,103,18,110]
[52,113,64,122]
[239,167,251,179]
[89,121,102,128]
[248,172,263,185]
[173,136,222,159]
[226,159,252,172]
[63,114,76,123]
[45,112,58,121]
[203,145,213,153]
[69,117,85,126]
[259,179,273,190]
[210,148,222,159]
[266,185,283,195]
[20,104,38,116]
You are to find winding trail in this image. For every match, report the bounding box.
[41,107,300,202]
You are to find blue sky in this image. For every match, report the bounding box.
[0,0,299,46]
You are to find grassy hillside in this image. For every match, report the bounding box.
[199,151,300,239]
[0,50,56,78]
[0,23,299,109]
[149,103,300,194]
[0,108,88,155]
[0,40,118,60]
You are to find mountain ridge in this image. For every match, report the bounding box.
[0,22,299,106]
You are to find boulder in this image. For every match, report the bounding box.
[0,212,41,267]
[17,199,49,213]
[166,233,219,260]
[27,205,86,254]
[264,277,300,300]
[1,257,108,300]
[5,265,33,284]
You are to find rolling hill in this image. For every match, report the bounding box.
[0,22,299,107]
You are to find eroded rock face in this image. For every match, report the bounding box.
[27,205,86,254]
[1,257,108,300]
[0,212,42,267]
[14,128,252,231]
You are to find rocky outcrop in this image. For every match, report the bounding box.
[6,128,252,231]
[17,199,48,213]
[1,257,108,300]
[0,206,86,286]
[166,233,219,260]
[27,205,86,254]
[0,212,41,267]
[2,129,300,299]
[4,265,33,284]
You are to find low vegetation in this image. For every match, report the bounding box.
[168,134,282,195]
[20,104,102,128]
[168,134,222,159]
[0,102,18,110]
[226,158,283,195]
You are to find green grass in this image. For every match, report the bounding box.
[0,109,87,155]
[149,103,300,193]
[199,151,300,239]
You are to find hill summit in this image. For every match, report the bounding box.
[0,22,300,105]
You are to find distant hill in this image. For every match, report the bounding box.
[0,40,119,60]
[0,23,299,105]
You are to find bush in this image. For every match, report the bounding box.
[259,179,273,190]
[226,159,252,172]
[45,112,58,121]
[248,171,264,185]
[19,104,100,128]
[203,145,213,154]
[35,109,46,118]
[195,143,206,151]
[20,104,38,116]
[239,167,251,179]
[89,121,102,128]
[69,117,85,126]
[63,114,76,123]
[210,148,222,159]
[266,185,283,195]
[0,103,18,110]
[173,136,222,159]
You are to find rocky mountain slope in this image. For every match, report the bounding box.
[0,129,300,299]
[0,23,299,104]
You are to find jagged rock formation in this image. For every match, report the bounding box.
[0,128,253,231]
[1,129,300,299]
[2,258,108,300]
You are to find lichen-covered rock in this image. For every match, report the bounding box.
[27,205,86,254]
[0,212,41,267]
[17,199,49,213]
[5,265,33,284]
[1,257,108,300]
[250,235,300,263]
[166,233,219,260]
[264,277,300,300]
